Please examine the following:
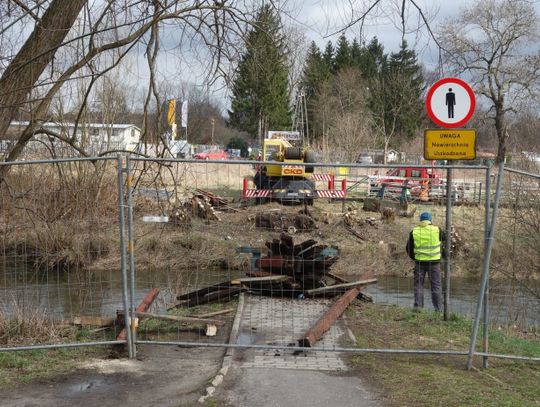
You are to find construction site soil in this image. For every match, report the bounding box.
[125,198,484,281]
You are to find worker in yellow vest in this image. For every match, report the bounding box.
[406,211,443,311]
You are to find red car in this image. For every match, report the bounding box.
[370,167,443,199]
[193,149,228,160]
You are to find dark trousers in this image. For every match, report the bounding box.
[414,261,442,311]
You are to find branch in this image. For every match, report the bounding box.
[326,0,382,37]
[31,128,89,157]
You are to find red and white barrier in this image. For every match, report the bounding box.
[311,174,334,181]
[244,189,271,198]
[316,190,346,198]
[242,176,347,199]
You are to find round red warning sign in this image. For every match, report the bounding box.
[426,77,476,129]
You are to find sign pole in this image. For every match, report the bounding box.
[424,77,476,323]
[444,167,452,321]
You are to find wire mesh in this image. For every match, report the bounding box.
[3,156,537,361]
[126,158,539,359]
[489,167,540,328]
[0,158,126,349]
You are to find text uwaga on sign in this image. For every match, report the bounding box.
[424,129,476,160]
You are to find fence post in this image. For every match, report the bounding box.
[444,167,453,321]
[126,156,137,358]
[467,162,505,370]
[341,178,347,213]
[117,155,134,358]
[482,165,492,368]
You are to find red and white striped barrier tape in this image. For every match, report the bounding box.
[316,190,346,198]
[244,189,271,198]
[311,174,334,181]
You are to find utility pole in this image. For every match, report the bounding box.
[211,118,215,146]
[291,88,309,147]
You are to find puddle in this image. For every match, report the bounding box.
[64,377,112,397]
[236,331,258,345]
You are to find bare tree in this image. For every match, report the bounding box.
[313,68,372,162]
[438,0,540,164]
[0,1,253,179]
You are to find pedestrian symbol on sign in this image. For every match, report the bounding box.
[445,88,456,119]
[426,77,475,129]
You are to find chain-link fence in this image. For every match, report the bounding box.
[487,167,540,326]
[1,156,538,367]
[0,157,129,352]
[126,157,538,365]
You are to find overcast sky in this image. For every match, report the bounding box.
[293,0,470,70]
[130,0,540,111]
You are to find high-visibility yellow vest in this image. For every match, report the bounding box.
[412,223,441,261]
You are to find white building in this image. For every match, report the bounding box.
[8,121,141,153]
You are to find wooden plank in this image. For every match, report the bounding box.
[230,275,289,284]
[117,288,159,341]
[256,255,285,270]
[205,325,218,336]
[292,239,318,255]
[299,287,361,347]
[192,308,234,318]
[176,281,232,300]
[304,279,377,297]
[183,286,246,307]
[327,272,374,303]
[245,271,282,278]
[326,271,347,283]
[196,188,228,205]
[345,225,366,241]
[117,310,225,326]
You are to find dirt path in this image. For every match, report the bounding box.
[0,345,224,407]
[1,295,387,407]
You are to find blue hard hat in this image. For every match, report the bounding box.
[420,212,432,222]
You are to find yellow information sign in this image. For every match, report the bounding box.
[424,129,476,160]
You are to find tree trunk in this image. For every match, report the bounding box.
[495,106,508,164]
[0,0,86,140]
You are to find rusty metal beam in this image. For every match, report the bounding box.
[298,286,362,347]
[117,288,159,341]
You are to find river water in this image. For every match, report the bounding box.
[1,265,538,328]
[363,275,539,328]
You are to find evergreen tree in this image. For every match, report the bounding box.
[228,5,290,141]
[357,37,386,80]
[368,40,424,161]
[333,35,352,71]
[301,41,327,99]
[386,40,424,139]
[300,41,331,144]
[350,38,362,68]
[226,136,249,157]
[322,41,335,75]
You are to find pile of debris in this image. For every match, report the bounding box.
[363,197,417,218]
[169,188,239,224]
[342,211,379,241]
[253,209,315,234]
[170,234,376,310]
[255,233,339,290]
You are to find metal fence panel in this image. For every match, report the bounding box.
[125,158,539,361]
[0,157,128,351]
[3,156,537,365]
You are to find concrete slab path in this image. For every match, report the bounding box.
[214,295,386,407]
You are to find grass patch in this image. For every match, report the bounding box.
[347,304,540,407]
[0,346,110,388]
